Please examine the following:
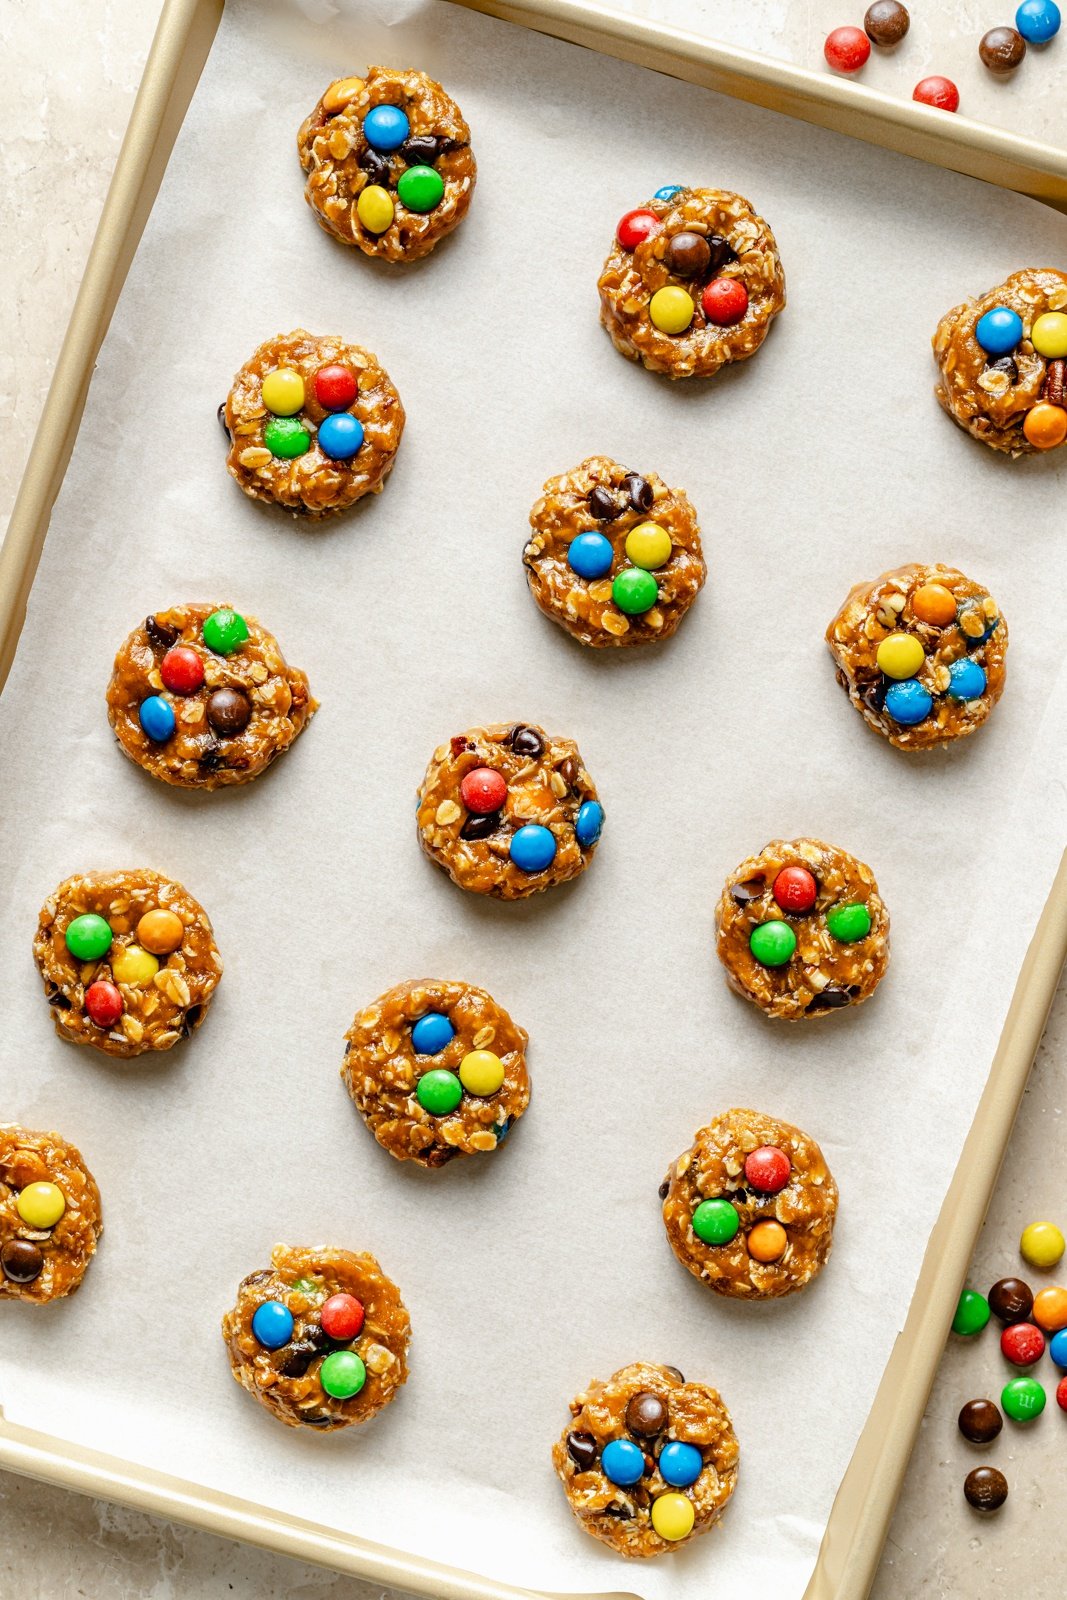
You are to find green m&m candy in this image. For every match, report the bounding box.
[952,1288,991,1337]
[749,920,797,967]
[416,1069,463,1116]
[826,903,871,943]
[1001,1376,1045,1422]
[64,913,113,962]
[203,608,249,656]
[612,568,659,616]
[264,416,311,460]
[320,1350,366,1400]
[397,164,445,213]
[692,1198,740,1246]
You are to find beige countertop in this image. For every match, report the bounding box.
[2,2,1065,1595]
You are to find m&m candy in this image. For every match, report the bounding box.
[363,104,410,151]
[264,417,311,458]
[160,646,204,695]
[876,632,924,679]
[692,1198,740,1245]
[1051,1327,1067,1366]
[459,1050,505,1096]
[357,185,395,234]
[653,184,684,201]
[575,801,604,848]
[203,609,249,656]
[1058,1375,1067,1412]
[65,913,112,961]
[85,980,123,1028]
[509,824,557,873]
[139,695,176,742]
[261,368,305,416]
[884,679,933,724]
[772,866,817,914]
[416,1069,463,1115]
[1033,1285,1067,1332]
[460,768,508,815]
[952,1289,991,1336]
[624,523,671,570]
[411,1012,455,1054]
[975,307,1024,356]
[252,1300,295,1349]
[824,25,872,71]
[137,909,184,955]
[701,278,748,326]
[1023,402,1067,449]
[649,287,695,335]
[912,583,957,626]
[1032,311,1067,357]
[1001,1322,1045,1365]
[601,1438,645,1486]
[616,209,661,250]
[318,413,364,460]
[397,165,444,212]
[658,1440,702,1488]
[612,568,659,615]
[1021,1219,1065,1268]
[749,921,797,967]
[744,1146,791,1194]
[746,1220,787,1262]
[989,1277,1033,1322]
[314,364,358,411]
[321,1293,365,1341]
[568,532,614,580]
[826,902,871,942]
[948,659,986,701]
[650,1492,695,1541]
[16,1181,66,1229]
[320,1349,366,1398]
[111,945,159,987]
[1001,1375,1045,1420]
[913,75,960,111]
[1016,0,1061,43]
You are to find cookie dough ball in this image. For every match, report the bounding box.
[598,186,785,379]
[33,869,222,1057]
[552,1362,739,1557]
[1,1126,102,1304]
[221,1245,410,1430]
[716,838,889,1019]
[826,563,1007,750]
[661,1108,838,1300]
[297,67,475,263]
[223,329,404,515]
[107,603,316,789]
[933,268,1067,454]
[523,456,706,647]
[342,978,529,1167]
[416,722,604,899]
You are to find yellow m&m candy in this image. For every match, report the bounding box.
[459,1050,505,1096]
[624,522,672,571]
[17,1181,66,1229]
[1021,1220,1065,1269]
[357,185,395,234]
[111,944,159,987]
[649,287,694,335]
[1031,311,1067,359]
[1023,402,1067,450]
[651,1492,695,1541]
[261,368,305,417]
[876,632,925,680]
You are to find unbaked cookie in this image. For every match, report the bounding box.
[223,330,404,515]
[826,563,1007,750]
[297,67,475,263]
[221,1244,410,1430]
[598,186,785,378]
[107,603,316,788]
[1,1126,102,1303]
[416,722,603,899]
[715,838,889,1019]
[933,268,1067,454]
[661,1108,838,1299]
[33,868,222,1057]
[342,978,529,1167]
[523,456,706,646]
[552,1361,739,1557]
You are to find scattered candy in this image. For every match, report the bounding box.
[317,413,364,460]
[958,1398,1002,1442]
[884,679,933,725]
[416,1068,463,1115]
[912,582,957,626]
[612,567,659,615]
[207,687,252,735]
[624,522,672,571]
[772,866,817,915]
[913,75,960,111]
[0,1239,44,1284]
[459,1049,505,1096]
[601,1437,645,1486]
[653,185,685,201]
[356,184,395,234]
[363,104,410,151]
[989,1277,1033,1323]
[1023,401,1067,449]
[1031,310,1067,357]
[651,1492,695,1541]
[975,306,1023,356]
[314,364,358,411]
[1051,1328,1067,1366]
[692,1197,740,1245]
[658,1440,703,1487]
[746,1220,787,1262]
[1058,1375,1067,1411]
[252,1300,295,1349]
[1001,1321,1045,1365]
[460,767,508,815]
[701,278,748,326]
[575,801,604,849]
[649,286,695,335]
[876,632,925,679]
[980,25,1027,72]
[568,531,615,580]
[616,209,662,250]
[321,1292,365,1340]
[16,1181,66,1229]
[1021,1219,1065,1268]
[160,646,204,696]
[666,231,712,277]
[111,945,159,987]
[65,913,112,962]
[85,980,123,1028]
[411,1012,455,1054]
[947,659,987,701]
[264,416,311,458]
[509,824,557,873]
[744,1146,791,1194]
[320,1349,366,1398]
[964,1465,1008,1512]
[203,609,249,656]
[397,164,444,212]
[824,25,872,72]
[826,902,871,942]
[1033,1286,1067,1331]
[952,1289,991,1336]
[139,695,176,742]
[864,1,910,45]
[261,368,305,416]
[1001,1374,1045,1420]
[625,1391,668,1435]
[1015,0,1061,42]
[749,920,797,966]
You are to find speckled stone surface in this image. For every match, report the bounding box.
[2,2,1065,1595]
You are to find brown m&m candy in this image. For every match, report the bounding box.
[864,1,910,46]
[1,1238,45,1284]
[964,1465,1008,1512]
[958,1398,1003,1444]
[979,26,1026,74]
[625,1390,668,1436]
[666,232,712,279]
[989,1276,1033,1324]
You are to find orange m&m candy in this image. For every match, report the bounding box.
[912,583,957,627]
[1033,1286,1067,1332]
[747,1220,787,1262]
[1023,402,1067,450]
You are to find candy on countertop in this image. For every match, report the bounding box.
[772,866,817,914]
[691,1198,741,1245]
[509,824,557,874]
[827,903,872,942]
[749,920,797,966]
[913,75,960,111]
[15,1181,66,1229]
[84,980,123,1028]
[979,25,1027,71]
[612,567,659,615]
[317,413,364,461]
[1015,0,1061,42]
[876,632,925,679]
[975,306,1024,355]
[356,184,395,234]
[952,1289,991,1336]
[415,1068,463,1115]
[989,1276,1034,1322]
[964,1466,1008,1511]
[567,531,615,580]
[823,25,872,71]
[65,913,112,961]
[1033,1285,1067,1331]
[701,277,749,326]
[460,768,508,815]
[651,1492,696,1540]
[1050,1327,1067,1366]
[1000,1375,1045,1420]
[601,1437,645,1486]
[884,679,933,725]
[411,1012,455,1055]
[1058,1374,1067,1411]
[261,368,305,416]
[1000,1321,1045,1366]
[138,695,176,742]
[624,522,672,570]
[1021,1219,1065,1268]
[864,1,910,44]
[458,1049,505,1096]
[251,1300,294,1350]
[957,1398,1002,1442]
[362,104,410,151]
[649,286,694,335]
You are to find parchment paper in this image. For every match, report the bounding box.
[2,1,1066,1595]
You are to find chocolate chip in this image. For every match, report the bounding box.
[145,615,178,651]
[217,401,230,438]
[979,25,1025,73]
[1,1239,44,1283]
[566,1431,598,1470]
[658,1178,670,1200]
[602,1503,632,1519]
[198,743,224,771]
[988,353,1018,383]
[663,1366,685,1383]
[425,1145,458,1167]
[964,1465,1008,1512]
[304,1323,333,1352]
[589,485,623,521]
[358,147,391,186]
[705,234,737,274]
[277,1341,319,1378]
[622,472,654,513]
[730,876,765,904]
[864,0,909,46]
[988,1277,1033,1324]
[241,1268,273,1288]
[558,757,578,788]
[862,678,888,715]
[510,725,544,757]
[181,1004,202,1037]
[666,231,711,279]
[806,986,853,1011]
[47,989,72,1010]
[461,811,500,841]
[206,687,252,736]
[400,134,440,166]
[958,1399,1003,1444]
[625,1391,668,1436]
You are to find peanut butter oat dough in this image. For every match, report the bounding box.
[33,869,222,1058]
[107,603,316,789]
[221,1245,410,1430]
[716,838,889,1020]
[598,187,785,379]
[523,456,706,647]
[552,1362,739,1558]
[342,978,529,1167]
[661,1108,838,1300]
[933,268,1067,455]
[826,563,1007,750]
[297,67,475,263]
[1,1126,102,1304]
[223,330,404,515]
[416,722,604,899]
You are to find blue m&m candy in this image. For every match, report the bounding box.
[975,306,1024,356]
[884,679,933,725]
[947,659,987,701]
[1050,1327,1067,1367]
[658,1440,703,1488]
[601,1438,645,1486]
[318,413,364,461]
[363,104,410,151]
[509,824,557,873]
[1016,0,1060,41]
[653,184,685,201]
[567,532,614,580]
[251,1300,294,1349]
[139,695,175,742]
[575,800,604,848]
[411,1012,455,1055]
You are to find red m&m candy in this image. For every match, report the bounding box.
[320,1292,365,1341]
[913,75,959,111]
[824,25,872,72]
[617,209,662,251]
[1001,1322,1045,1366]
[701,278,748,326]
[85,980,123,1028]
[459,767,508,815]
[772,866,817,914]
[314,364,359,411]
[160,646,205,696]
[744,1145,791,1195]
[1057,1375,1067,1413]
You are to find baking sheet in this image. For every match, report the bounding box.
[1,0,1066,1596]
